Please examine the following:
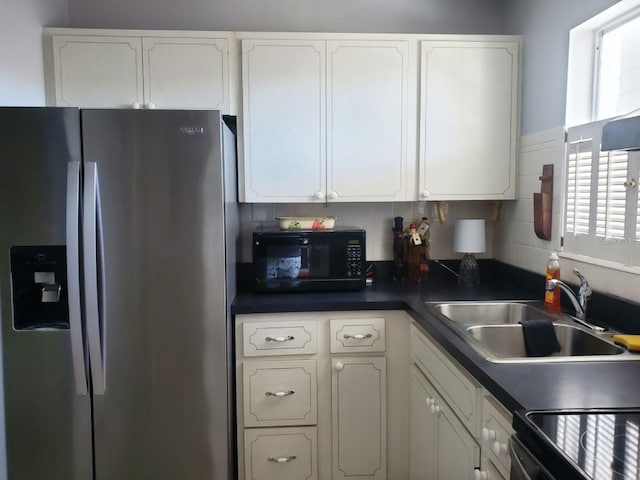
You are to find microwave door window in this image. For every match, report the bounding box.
[266,245,302,280]
[308,245,329,278]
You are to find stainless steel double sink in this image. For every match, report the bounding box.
[425,301,637,363]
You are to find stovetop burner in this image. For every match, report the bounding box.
[524,409,640,480]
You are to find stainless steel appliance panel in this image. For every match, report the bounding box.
[0,107,92,479]
[80,110,229,479]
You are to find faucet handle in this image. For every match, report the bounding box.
[573,269,592,296]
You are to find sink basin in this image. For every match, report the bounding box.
[432,301,555,326]
[466,324,624,358]
[425,301,634,363]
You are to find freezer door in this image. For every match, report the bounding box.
[0,107,93,480]
[80,109,231,480]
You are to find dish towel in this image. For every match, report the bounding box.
[519,319,561,357]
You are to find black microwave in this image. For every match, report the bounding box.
[253,228,366,292]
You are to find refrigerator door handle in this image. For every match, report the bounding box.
[66,161,89,396]
[83,161,106,395]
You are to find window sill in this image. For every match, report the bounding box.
[559,251,640,275]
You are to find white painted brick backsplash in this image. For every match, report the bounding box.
[238,201,495,263]
[495,127,640,304]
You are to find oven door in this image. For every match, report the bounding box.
[510,436,558,480]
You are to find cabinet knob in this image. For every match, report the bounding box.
[313,191,325,201]
[335,362,344,371]
[430,402,440,414]
[492,441,508,457]
[146,102,157,109]
[482,427,496,442]
[328,191,338,200]
[420,189,431,200]
[131,102,142,109]
[425,396,434,407]
[473,469,488,480]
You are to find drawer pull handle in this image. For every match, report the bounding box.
[268,455,297,463]
[266,335,295,342]
[266,390,295,397]
[343,333,373,340]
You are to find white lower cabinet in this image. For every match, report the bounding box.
[236,311,410,480]
[409,366,479,480]
[332,357,386,480]
[480,395,513,479]
[409,367,439,479]
[244,426,318,480]
[409,323,518,480]
[476,458,507,480]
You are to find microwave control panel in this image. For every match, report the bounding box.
[346,242,363,278]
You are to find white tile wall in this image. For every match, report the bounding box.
[494,127,640,304]
[238,201,496,263]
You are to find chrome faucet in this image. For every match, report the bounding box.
[546,269,605,332]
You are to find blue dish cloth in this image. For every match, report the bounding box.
[519,319,561,357]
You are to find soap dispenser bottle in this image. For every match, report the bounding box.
[544,252,561,312]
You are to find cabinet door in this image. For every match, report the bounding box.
[142,36,230,111]
[50,35,144,108]
[332,357,386,480]
[241,39,326,203]
[419,40,519,200]
[326,40,412,202]
[409,367,437,480]
[435,398,480,480]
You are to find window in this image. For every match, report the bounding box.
[563,3,640,270]
[594,12,640,120]
[595,11,640,120]
[566,3,640,127]
[564,120,640,268]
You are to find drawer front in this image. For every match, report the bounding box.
[243,320,317,356]
[244,426,317,480]
[410,324,481,436]
[481,457,507,480]
[481,396,512,477]
[330,317,386,353]
[243,360,317,427]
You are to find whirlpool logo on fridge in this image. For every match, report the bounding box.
[179,126,205,135]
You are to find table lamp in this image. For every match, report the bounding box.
[453,219,486,286]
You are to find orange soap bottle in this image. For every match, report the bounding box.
[544,252,561,312]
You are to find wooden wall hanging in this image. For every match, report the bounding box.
[534,164,553,240]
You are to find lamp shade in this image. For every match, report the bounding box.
[453,219,486,254]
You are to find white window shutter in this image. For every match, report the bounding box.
[563,119,640,267]
[566,140,593,235]
[596,150,628,239]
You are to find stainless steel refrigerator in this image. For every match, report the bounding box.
[0,107,238,479]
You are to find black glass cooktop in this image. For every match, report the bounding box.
[519,409,640,480]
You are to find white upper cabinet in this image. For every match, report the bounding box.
[239,34,416,203]
[418,38,521,200]
[44,29,233,112]
[48,35,144,109]
[141,37,229,110]
[326,40,413,202]
[240,38,327,203]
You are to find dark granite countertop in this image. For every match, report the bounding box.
[232,261,640,415]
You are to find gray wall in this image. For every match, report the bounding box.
[0,0,69,105]
[502,0,620,135]
[68,0,504,34]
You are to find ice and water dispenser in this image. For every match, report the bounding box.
[10,246,69,330]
